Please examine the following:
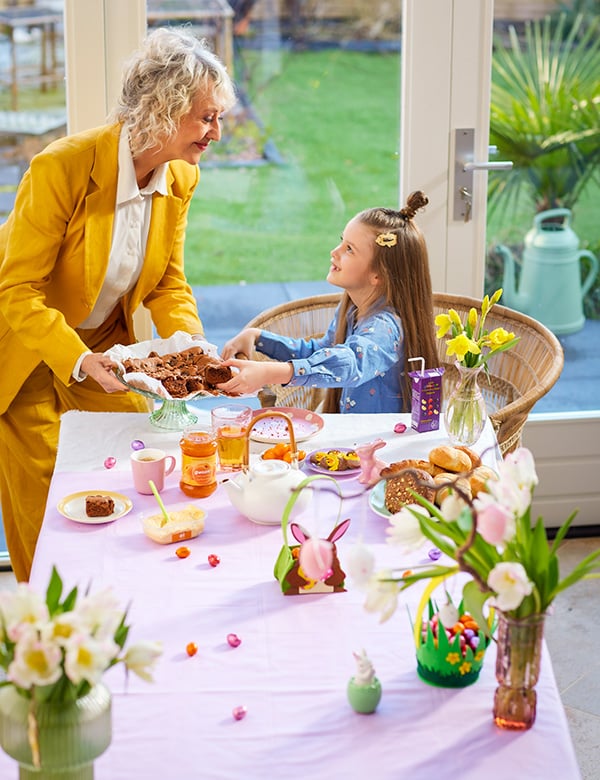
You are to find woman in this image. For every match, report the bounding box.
[220,191,438,413]
[0,27,236,581]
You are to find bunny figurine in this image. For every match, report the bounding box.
[347,649,382,714]
[355,439,387,486]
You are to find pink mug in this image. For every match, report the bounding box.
[130,448,176,494]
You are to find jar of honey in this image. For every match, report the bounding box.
[179,429,218,498]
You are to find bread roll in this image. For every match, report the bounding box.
[454,445,482,469]
[428,445,471,473]
[433,473,472,504]
[469,465,499,497]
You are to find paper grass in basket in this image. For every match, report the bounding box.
[412,585,493,688]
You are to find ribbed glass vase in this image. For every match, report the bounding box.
[0,684,112,780]
[443,362,487,447]
[493,611,546,731]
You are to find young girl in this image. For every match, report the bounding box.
[219,191,438,413]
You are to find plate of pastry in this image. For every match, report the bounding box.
[306,448,361,476]
[57,491,133,525]
[249,408,324,443]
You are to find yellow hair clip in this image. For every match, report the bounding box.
[375,232,397,247]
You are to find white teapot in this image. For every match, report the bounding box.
[224,459,310,525]
[223,410,311,525]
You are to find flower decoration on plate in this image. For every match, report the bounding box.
[0,566,162,703]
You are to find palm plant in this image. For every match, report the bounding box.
[488,13,600,217]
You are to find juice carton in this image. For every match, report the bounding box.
[408,357,444,433]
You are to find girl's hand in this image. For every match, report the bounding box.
[221,328,261,361]
[81,353,128,393]
[217,358,293,396]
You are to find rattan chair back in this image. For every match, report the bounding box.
[244,291,564,454]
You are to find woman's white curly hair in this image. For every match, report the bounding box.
[110,27,236,156]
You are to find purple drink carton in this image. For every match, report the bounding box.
[408,357,444,433]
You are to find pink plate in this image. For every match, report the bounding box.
[249,407,324,443]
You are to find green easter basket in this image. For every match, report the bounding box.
[413,576,494,688]
[273,475,351,596]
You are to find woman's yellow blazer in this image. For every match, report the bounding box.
[0,123,203,414]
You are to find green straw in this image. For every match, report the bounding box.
[148,480,170,527]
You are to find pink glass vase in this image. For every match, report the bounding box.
[493,611,545,731]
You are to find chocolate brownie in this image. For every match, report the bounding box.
[85,495,115,517]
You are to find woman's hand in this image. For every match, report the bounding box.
[217,358,293,396]
[81,354,128,393]
[220,328,261,361]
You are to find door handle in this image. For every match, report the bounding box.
[454,129,513,221]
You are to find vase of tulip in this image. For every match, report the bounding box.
[360,446,600,731]
[0,567,162,779]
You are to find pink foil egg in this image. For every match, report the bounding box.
[103,457,116,469]
[227,633,242,648]
[232,705,247,721]
[299,538,333,581]
[393,422,407,434]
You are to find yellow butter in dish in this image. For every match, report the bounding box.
[142,505,206,545]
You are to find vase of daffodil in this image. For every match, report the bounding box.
[357,448,600,730]
[0,567,162,779]
[435,289,519,446]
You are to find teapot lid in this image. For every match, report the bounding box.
[251,460,291,478]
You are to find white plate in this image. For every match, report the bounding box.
[57,491,133,525]
[369,481,392,519]
[249,408,324,443]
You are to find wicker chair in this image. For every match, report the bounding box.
[244,291,564,454]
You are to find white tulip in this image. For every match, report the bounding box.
[123,640,163,682]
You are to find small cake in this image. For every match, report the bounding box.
[85,495,115,517]
[203,364,233,385]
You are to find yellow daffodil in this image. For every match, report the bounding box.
[434,313,452,338]
[435,289,518,370]
[449,308,462,328]
[446,333,480,360]
[488,327,515,347]
[468,308,478,330]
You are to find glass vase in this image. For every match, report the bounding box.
[443,362,487,446]
[493,611,545,731]
[0,684,112,779]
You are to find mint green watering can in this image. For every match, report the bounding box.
[497,208,598,335]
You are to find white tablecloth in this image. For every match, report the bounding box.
[0,411,580,780]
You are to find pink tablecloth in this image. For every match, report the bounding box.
[0,412,581,780]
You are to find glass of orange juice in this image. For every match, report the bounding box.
[211,404,253,471]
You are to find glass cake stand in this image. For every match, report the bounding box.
[115,372,202,430]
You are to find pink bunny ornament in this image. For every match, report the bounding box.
[355,439,388,486]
